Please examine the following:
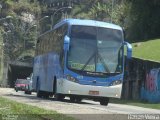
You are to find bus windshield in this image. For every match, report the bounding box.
[67,25,123,74]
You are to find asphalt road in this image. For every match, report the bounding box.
[0,88,160,120]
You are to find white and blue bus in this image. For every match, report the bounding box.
[33,19,132,105]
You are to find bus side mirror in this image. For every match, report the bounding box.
[64,35,70,51]
[124,41,132,59]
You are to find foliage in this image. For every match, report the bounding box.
[0,0,160,62]
[89,2,111,21]
[71,0,160,42]
[126,0,160,41]
[1,0,41,16]
[111,1,130,28]
[0,28,3,44]
[132,39,160,62]
[0,0,41,60]
[71,0,112,22]
[13,0,41,16]
[0,97,74,120]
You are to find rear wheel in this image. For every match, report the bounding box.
[25,91,31,95]
[70,97,82,103]
[70,96,76,102]
[55,94,65,101]
[75,97,82,103]
[43,92,50,98]
[36,80,43,98]
[99,98,109,106]
[37,90,43,97]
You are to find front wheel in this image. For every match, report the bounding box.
[70,96,82,103]
[100,98,109,106]
[76,98,82,103]
[55,94,65,101]
[70,96,76,102]
[15,89,18,92]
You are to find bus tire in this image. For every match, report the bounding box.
[55,94,65,101]
[100,98,109,106]
[70,96,76,102]
[76,98,82,103]
[53,77,57,94]
[36,80,43,98]
[54,77,65,101]
[25,91,31,95]
[43,92,50,98]
[37,90,43,98]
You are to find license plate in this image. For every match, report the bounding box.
[89,91,99,95]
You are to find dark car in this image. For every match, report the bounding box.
[14,79,28,92]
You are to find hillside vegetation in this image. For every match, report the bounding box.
[132,39,160,62]
[0,0,160,61]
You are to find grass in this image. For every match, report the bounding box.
[110,98,160,110]
[0,97,75,120]
[132,39,160,62]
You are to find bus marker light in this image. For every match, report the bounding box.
[68,90,71,94]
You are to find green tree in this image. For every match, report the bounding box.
[0,0,41,60]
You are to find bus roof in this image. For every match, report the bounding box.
[53,18,122,31]
[38,19,123,38]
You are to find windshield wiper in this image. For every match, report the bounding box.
[81,51,110,73]
[81,51,96,71]
[97,53,110,73]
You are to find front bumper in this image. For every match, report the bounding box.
[57,79,122,98]
[15,86,26,91]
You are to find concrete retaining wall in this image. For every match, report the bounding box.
[122,57,160,103]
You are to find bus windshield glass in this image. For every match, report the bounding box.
[67,25,123,73]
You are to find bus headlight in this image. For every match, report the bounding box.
[110,80,122,86]
[66,75,79,83]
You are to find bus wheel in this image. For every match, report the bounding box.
[43,92,50,98]
[70,96,76,102]
[49,94,53,98]
[37,90,43,98]
[36,81,42,98]
[43,95,49,99]
[76,98,82,103]
[55,94,65,101]
[100,98,109,106]
[25,91,31,95]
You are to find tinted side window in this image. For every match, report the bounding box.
[35,24,68,56]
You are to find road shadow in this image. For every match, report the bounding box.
[4,90,94,105]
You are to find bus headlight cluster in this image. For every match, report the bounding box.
[110,80,122,86]
[66,75,79,83]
